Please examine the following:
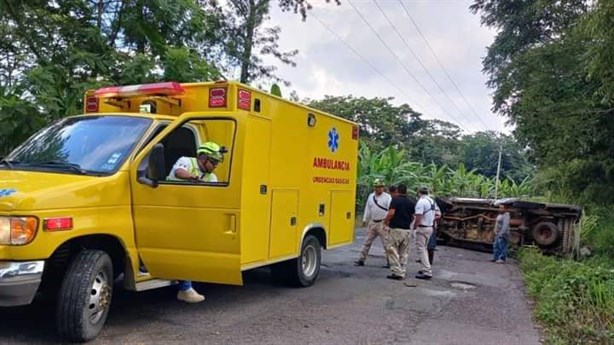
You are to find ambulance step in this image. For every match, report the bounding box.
[135,279,176,292]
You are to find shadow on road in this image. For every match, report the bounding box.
[0,268,284,343]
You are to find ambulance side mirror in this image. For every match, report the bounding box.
[148,144,166,183]
[137,143,166,188]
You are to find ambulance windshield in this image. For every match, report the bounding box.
[3,115,151,175]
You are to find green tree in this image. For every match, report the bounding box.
[0,0,316,154]
[462,131,534,182]
[308,95,425,151]
[224,0,298,85]
[470,0,614,204]
[409,119,463,168]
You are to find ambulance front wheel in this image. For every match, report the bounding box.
[272,234,322,287]
[56,250,114,342]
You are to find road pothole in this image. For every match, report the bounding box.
[450,281,477,291]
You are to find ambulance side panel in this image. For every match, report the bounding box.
[239,114,273,265]
[237,86,358,263]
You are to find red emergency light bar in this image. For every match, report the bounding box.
[94,82,185,98]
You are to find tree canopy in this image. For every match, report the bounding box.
[470,0,614,204]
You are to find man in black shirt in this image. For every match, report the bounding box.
[383,184,416,280]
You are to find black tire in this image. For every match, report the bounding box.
[271,234,322,287]
[531,221,561,247]
[56,250,114,342]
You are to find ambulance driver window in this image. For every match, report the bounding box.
[162,118,235,185]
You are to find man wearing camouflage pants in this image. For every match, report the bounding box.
[383,184,415,280]
[354,179,392,267]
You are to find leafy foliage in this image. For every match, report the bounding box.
[470,3,614,340]
[519,248,614,344]
[355,140,532,211]
[308,95,424,151]
[470,0,614,205]
[223,0,297,85]
[0,0,312,155]
[309,95,534,182]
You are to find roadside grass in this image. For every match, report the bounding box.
[519,248,614,344]
[518,208,614,344]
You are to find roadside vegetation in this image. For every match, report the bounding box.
[471,1,614,343]
[519,247,613,344]
[1,1,613,344]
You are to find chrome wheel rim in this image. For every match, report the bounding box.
[302,245,318,278]
[87,270,111,325]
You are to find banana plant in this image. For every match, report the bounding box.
[356,144,534,212]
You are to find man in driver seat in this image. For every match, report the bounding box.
[166,141,225,303]
[167,141,224,184]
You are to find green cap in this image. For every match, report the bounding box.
[373,179,385,187]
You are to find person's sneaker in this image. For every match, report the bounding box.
[490,259,497,262]
[415,273,433,280]
[177,288,205,303]
[354,260,365,266]
[382,264,391,269]
[386,274,404,280]
[495,259,505,264]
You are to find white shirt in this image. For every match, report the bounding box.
[415,196,436,227]
[363,192,392,222]
[169,157,218,182]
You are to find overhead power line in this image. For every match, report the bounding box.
[397,0,492,130]
[310,13,451,127]
[346,0,468,129]
[373,0,488,131]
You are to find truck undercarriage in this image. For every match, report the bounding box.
[435,197,582,255]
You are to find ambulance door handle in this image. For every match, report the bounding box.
[290,216,297,226]
[226,214,237,234]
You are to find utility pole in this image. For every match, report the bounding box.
[494,143,502,200]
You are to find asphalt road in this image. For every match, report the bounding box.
[0,228,541,344]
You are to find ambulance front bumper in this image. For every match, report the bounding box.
[0,261,44,306]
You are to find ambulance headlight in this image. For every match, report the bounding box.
[0,216,38,245]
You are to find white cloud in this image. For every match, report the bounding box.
[257,0,509,134]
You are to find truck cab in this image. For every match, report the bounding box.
[0,81,358,341]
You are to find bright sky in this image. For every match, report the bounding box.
[258,0,507,134]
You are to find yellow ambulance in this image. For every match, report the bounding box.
[0,81,358,341]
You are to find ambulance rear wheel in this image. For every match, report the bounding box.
[271,234,322,287]
[293,234,322,287]
[56,250,113,342]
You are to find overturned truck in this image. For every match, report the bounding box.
[435,197,583,255]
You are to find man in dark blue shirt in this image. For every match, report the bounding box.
[383,184,416,280]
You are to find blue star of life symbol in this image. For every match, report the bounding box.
[0,188,16,198]
[328,127,340,153]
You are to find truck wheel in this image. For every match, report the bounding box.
[293,234,322,287]
[531,222,561,247]
[272,234,322,287]
[56,250,113,342]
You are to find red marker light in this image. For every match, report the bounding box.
[209,87,227,107]
[43,217,73,231]
[85,96,99,112]
[237,89,251,110]
[352,125,359,140]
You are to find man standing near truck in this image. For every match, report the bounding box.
[426,198,442,265]
[414,187,436,280]
[383,184,415,280]
[492,204,511,263]
[355,179,392,267]
[167,141,225,303]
